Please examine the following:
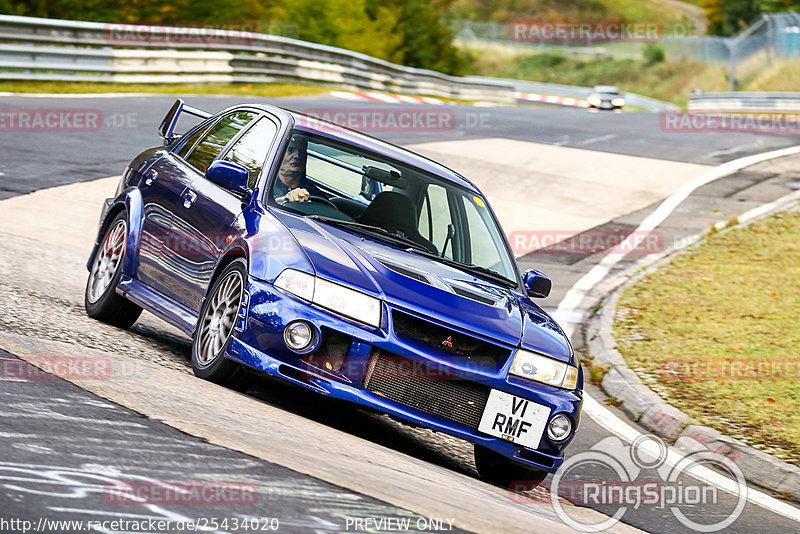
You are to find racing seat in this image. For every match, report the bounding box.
[356,191,438,254]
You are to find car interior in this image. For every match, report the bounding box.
[267,130,518,283]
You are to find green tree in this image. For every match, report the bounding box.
[0,0,468,74]
[385,0,469,74]
[703,0,800,36]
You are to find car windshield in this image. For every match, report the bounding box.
[268,129,519,286]
[593,85,619,94]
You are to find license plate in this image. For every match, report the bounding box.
[478,390,550,450]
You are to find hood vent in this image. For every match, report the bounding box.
[378,260,429,284]
[450,286,497,306]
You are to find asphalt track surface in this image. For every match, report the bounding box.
[0,349,466,533]
[1,93,800,533]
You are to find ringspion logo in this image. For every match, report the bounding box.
[509,434,746,532]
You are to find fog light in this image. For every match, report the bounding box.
[284,321,313,351]
[547,414,572,442]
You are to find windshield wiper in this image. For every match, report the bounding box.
[307,215,427,252]
[307,216,518,289]
[404,247,518,289]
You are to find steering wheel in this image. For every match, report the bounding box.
[306,195,337,209]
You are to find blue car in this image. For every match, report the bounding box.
[85,99,583,483]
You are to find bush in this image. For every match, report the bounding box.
[644,44,666,65]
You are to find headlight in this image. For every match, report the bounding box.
[314,277,381,327]
[273,269,314,301]
[509,349,579,389]
[587,95,601,106]
[274,269,382,327]
[611,97,626,106]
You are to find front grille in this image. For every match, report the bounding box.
[364,351,490,428]
[392,309,510,366]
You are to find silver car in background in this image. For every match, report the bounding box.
[587,85,626,110]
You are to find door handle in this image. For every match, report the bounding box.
[182,189,197,208]
[144,169,158,186]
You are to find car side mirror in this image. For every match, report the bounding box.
[206,161,251,198]
[523,269,551,298]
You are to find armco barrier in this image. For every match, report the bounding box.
[689,91,800,113]
[0,14,677,111]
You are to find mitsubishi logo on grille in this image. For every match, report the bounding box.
[442,336,453,347]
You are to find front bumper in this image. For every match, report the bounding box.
[226,276,583,473]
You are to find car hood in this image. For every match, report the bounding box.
[272,212,573,363]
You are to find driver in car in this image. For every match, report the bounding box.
[272,133,323,204]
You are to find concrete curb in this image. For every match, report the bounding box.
[586,190,800,503]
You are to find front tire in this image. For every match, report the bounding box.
[474,444,548,488]
[191,258,253,391]
[85,213,142,329]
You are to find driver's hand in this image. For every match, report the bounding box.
[284,188,310,203]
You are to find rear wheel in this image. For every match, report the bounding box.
[474,444,548,488]
[191,259,253,391]
[85,213,142,328]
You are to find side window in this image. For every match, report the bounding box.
[418,184,454,259]
[222,118,279,188]
[175,124,208,159]
[184,111,258,174]
[461,196,504,270]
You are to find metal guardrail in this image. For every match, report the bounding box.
[689,91,800,112]
[0,14,678,111]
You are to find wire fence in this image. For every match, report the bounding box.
[451,14,800,88]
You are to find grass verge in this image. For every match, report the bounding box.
[462,43,729,107]
[615,208,800,465]
[0,81,332,98]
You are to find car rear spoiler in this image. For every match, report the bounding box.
[159,98,212,144]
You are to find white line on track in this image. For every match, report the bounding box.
[575,134,617,147]
[585,395,800,522]
[554,143,800,337]
[558,144,800,521]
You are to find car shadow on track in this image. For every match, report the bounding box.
[245,376,479,478]
[127,323,479,480]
